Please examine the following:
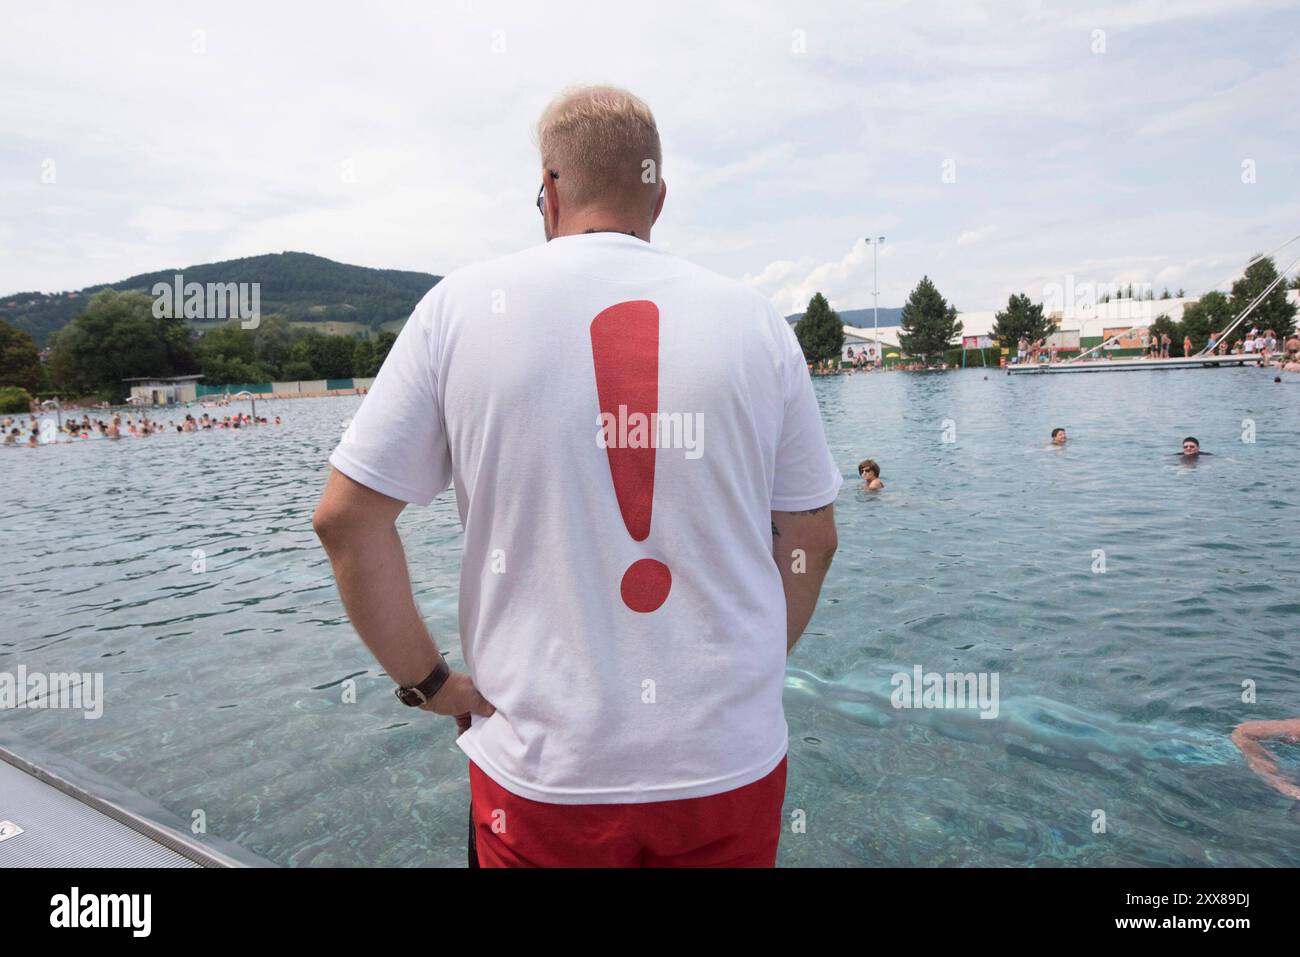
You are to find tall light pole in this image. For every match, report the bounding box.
[865,236,885,365]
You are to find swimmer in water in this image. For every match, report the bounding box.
[1232,720,1300,800]
[1051,427,1067,446]
[858,458,884,490]
[1178,436,1211,458]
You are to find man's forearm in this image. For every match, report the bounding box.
[771,506,838,654]
[777,556,833,653]
[317,520,441,687]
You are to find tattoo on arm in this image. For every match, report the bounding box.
[772,503,831,537]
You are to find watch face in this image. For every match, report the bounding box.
[396,687,425,707]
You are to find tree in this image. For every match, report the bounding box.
[899,276,961,360]
[281,360,315,380]
[1180,291,1233,353]
[293,331,354,379]
[48,290,196,400]
[992,293,1056,347]
[352,338,376,379]
[194,323,273,384]
[1230,256,1296,340]
[252,314,296,379]
[371,330,397,370]
[0,385,33,414]
[793,293,844,364]
[0,319,42,391]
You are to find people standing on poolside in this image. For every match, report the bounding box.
[1017,336,1028,365]
[1261,329,1277,364]
[1161,332,1171,358]
[858,459,884,489]
[1183,334,1192,357]
[1051,427,1067,446]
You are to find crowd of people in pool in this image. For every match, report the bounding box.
[2,411,281,447]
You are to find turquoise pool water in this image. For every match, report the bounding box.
[3,366,1299,866]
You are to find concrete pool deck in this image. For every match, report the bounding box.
[0,745,259,867]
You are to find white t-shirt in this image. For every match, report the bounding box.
[329,232,842,804]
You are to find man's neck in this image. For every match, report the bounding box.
[554,209,651,241]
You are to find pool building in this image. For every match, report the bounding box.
[123,375,205,406]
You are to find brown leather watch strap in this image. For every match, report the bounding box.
[395,653,451,706]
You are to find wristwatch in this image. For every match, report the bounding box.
[395,653,451,706]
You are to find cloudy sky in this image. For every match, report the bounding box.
[3,0,1298,315]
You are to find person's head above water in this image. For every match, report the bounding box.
[1051,427,1067,445]
[1181,436,1200,456]
[536,85,666,242]
[858,458,884,488]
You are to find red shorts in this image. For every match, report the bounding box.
[469,757,787,868]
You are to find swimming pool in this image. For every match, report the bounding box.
[3,366,1299,866]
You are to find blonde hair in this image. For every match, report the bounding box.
[536,85,661,214]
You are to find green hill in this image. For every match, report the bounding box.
[1,252,442,345]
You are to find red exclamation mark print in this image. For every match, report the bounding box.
[590,300,672,613]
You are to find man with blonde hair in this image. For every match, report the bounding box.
[314,85,840,867]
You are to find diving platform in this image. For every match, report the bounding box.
[0,745,263,867]
[1007,354,1265,375]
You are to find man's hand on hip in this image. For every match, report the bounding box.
[418,670,495,721]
